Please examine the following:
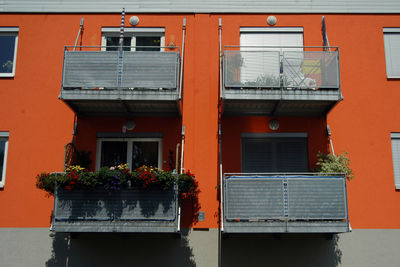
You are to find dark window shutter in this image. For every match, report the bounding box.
[242,137,308,173]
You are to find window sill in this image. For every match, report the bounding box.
[0,73,15,78]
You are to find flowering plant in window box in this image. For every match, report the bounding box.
[36,164,196,195]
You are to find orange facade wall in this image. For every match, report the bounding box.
[0,13,400,228]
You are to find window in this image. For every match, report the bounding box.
[96,138,162,170]
[101,27,165,51]
[383,28,400,78]
[241,133,308,173]
[0,132,9,188]
[0,27,18,77]
[390,133,400,189]
[239,27,303,86]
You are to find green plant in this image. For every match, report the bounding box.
[315,152,354,180]
[177,169,198,195]
[35,172,57,195]
[35,164,197,195]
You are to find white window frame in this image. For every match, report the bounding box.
[239,27,304,51]
[0,132,10,188]
[390,133,400,189]
[383,28,400,78]
[96,138,163,171]
[101,27,165,51]
[238,27,304,87]
[0,27,19,78]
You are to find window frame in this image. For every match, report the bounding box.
[101,27,165,51]
[96,137,163,171]
[238,27,304,87]
[0,27,19,78]
[390,133,400,189]
[0,132,10,188]
[239,27,304,47]
[383,28,400,78]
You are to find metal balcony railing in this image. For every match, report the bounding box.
[223,46,340,90]
[62,46,181,91]
[52,183,179,233]
[222,173,350,233]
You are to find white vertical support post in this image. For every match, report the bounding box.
[73,18,84,51]
[180,125,185,174]
[179,18,186,100]
[177,125,185,233]
[219,18,223,99]
[118,8,126,87]
[327,125,335,155]
[219,123,224,232]
[119,8,126,51]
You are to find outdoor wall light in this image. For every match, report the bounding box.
[269,119,279,130]
[122,120,136,133]
[267,16,277,26]
[129,16,139,26]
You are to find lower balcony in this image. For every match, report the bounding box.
[222,174,350,234]
[52,186,179,233]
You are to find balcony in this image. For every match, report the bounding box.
[59,46,181,116]
[222,174,350,233]
[52,186,179,233]
[222,47,342,117]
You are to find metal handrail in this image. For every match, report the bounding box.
[62,47,181,91]
[65,45,180,51]
[223,47,340,91]
[225,173,347,177]
[224,45,339,50]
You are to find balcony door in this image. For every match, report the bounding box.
[239,27,303,87]
[96,138,162,170]
[241,133,308,173]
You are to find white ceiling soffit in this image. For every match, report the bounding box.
[1,0,400,13]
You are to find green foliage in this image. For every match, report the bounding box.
[36,164,197,195]
[35,172,73,196]
[158,170,176,190]
[316,152,354,180]
[35,172,56,195]
[79,171,101,189]
[177,170,198,195]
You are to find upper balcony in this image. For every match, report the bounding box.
[221,46,342,117]
[59,46,181,116]
[221,173,350,234]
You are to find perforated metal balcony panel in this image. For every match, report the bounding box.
[52,187,179,233]
[223,175,350,233]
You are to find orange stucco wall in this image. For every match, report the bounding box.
[0,13,400,229]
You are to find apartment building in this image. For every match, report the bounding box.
[1,1,400,266]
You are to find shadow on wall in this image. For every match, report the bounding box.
[222,233,342,267]
[46,229,195,267]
